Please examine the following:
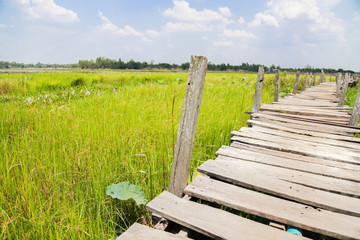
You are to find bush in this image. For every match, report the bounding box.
[71,77,85,87]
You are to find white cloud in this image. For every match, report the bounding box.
[146,30,161,37]
[0,24,7,28]
[15,0,79,23]
[221,29,256,39]
[353,12,360,22]
[164,21,212,32]
[163,0,231,23]
[250,0,344,34]
[238,17,246,25]
[98,11,142,37]
[249,12,279,27]
[213,39,233,47]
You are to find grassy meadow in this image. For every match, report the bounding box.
[0,70,324,239]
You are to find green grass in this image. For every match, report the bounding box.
[0,70,301,239]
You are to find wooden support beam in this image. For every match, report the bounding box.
[252,66,265,113]
[321,69,325,83]
[313,74,316,86]
[350,84,360,126]
[338,73,350,107]
[168,55,208,197]
[292,71,300,94]
[336,72,342,97]
[309,72,312,87]
[274,69,280,102]
[303,72,308,91]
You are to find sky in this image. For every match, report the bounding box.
[0,0,360,71]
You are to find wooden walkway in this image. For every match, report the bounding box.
[118,81,360,239]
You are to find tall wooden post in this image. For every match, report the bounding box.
[252,66,265,113]
[303,72,308,91]
[336,72,342,97]
[338,73,350,107]
[309,72,312,88]
[313,74,316,86]
[350,84,360,126]
[274,70,280,102]
[292,71,300,94]
[168,55,208,197]
[321,69,325,83]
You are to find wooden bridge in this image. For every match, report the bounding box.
[118,56,360,240]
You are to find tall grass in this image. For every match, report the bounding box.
[0,70,298,239]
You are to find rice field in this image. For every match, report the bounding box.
[0,70,324,239]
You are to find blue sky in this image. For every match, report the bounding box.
[0,0,360,71]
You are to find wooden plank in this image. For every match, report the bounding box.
[259,106,351,120]
[247,119,360,144]
[210,156,360,198]
[169,55,207,197]
[117,223,190,240]
[251,66,264,113]
[215,145,360,182]
[231,141,360,171]
[197,159,360,217]
[146,191,308,240]
[261,104,351,116]
[231,135,360,164]
[251,112,360,135]
[236,127,360,153]
[184,176,360,240]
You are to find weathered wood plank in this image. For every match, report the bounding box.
[184,176,360,240]
[247,119,360,143]
[231,141,360,171]
[231,134,360,164]
[216,145,360,182]
[235,127,360,154]
[197,160,360,217]
[169,55,207,197]
[117,223,190,240]
[146,191,308,240]
[251,112,360,135]
[211,156,360,198]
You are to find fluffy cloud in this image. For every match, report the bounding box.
[163,0,231,23]
[15,0,79,23]
[249,12,279,27]
[249,0,344,34]
[221,29,256,39]
[98,11,142,37]
[213,39,233,47]
[0,24,7,28]
[164,22,212,32]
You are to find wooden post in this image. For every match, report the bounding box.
[338,73,350,107]
[313,74,316,86]
[168,55,208,197]
[292,71,300,94]
[336,72,342,97]
[330,75,332,82]
[350,84,360,126]
[274,70,280,102]
[252,66,265,113]
[303,72,308,91]
[309,72,312,87]
[321,69,325,83]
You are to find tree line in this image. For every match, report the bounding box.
[0,58,357,74]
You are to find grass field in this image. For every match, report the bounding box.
[0,70,331,239]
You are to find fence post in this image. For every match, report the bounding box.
[274,69,280,102]
[350,84,360,126]
[292,71,300,94]
[338,73,350,107]
[252,66,265,113]
[168,55,208,197]
[303,72,308,91]
[321,69,325,83]
[336,72,342,97]
[313,74,316,86]
[309,72,312,88]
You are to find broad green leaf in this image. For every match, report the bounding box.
[106,182,147,205]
